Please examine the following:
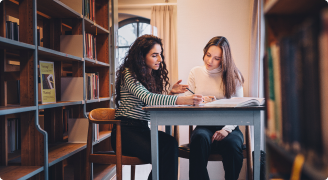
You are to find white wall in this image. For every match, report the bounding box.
[118,0,177,20]
[177,0,252,179]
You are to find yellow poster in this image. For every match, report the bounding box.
[40,61,56,104]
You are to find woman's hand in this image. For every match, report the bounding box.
[176,94,203,105]
[211,129,229,142]
[203,96,216,103]
[169,80,189,95]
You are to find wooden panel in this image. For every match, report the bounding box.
[73,149,86,180]
[20,111,44,166]
[265,15,305,39]
[71,104,84,118]
[54,61,61,101]
[19,50,34,106]
[50,18,62,51]
[48,143,85,165]
[0,0,5,37]
[95,0,109,30]
[96,34,109,64]
[0,116,8,166]
[0,49,6,106]
[42,19,51,48]
[44,107,63,143]
[4,72,20,81]
[99,68,109,98]
[49,161,64,180]
[19,0,34,44]
[72,19,82,35]
[72,61,83,77]
[0,166,43,180]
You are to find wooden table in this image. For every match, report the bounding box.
[143,105,265,180]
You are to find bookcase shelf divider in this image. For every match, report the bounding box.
[0,0,115,179]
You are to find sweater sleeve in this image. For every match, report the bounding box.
[184,70,195,96]
[123,69,178,105]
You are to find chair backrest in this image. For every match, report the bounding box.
[89,108,115,121]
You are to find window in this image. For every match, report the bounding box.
[118,17,154,65]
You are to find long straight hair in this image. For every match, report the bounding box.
[203,36,244,98]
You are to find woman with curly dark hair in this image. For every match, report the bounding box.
[112,35,203,180]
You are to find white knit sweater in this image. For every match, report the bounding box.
[185,65,243,132]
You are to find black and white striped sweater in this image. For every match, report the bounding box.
[115,68,178,121]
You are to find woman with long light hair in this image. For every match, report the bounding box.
[186,36,244,180]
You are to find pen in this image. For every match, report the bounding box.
[186,88,195,94]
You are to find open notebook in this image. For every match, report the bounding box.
[204,97,265,107]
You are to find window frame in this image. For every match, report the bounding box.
[118,17,151,49]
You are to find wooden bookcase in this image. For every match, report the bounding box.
[264,0,328,179]
[0,0,118,179]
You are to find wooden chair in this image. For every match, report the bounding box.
[175,125,253,180]
[86,108,148,180]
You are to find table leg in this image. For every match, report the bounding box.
[150,112,159,180]
[165,125,171,135]
[253,111,261,180]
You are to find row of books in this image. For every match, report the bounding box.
[85,33,97,60]
[6,21,19,41]
[84,0,95,21]
[7,118,21,153]
[86,73,99,100]
[265,11,327,160]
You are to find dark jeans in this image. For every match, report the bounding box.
[111,116,178,180]
[189,126,244,180]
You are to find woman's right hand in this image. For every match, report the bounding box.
[176,94,203,105]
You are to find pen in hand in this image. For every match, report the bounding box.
[186,88,195,94]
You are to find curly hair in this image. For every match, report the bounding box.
[115,35,170,107]
[203,36,244,98]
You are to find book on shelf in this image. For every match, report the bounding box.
[6,21,19,41]
[7,118,20,153]
[204,97,265,107]
[5,15,19,41]
[265,12,324,157]
[61,77,83,101]
[85,72,99,100]
[85,33,97,60]
[84,0,95,21]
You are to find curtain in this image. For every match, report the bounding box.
[150,5,179,146]
[151,5,178,88]
[249,0,265,151]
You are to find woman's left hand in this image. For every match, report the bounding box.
[211,129,229,142]
[169,80,188,94]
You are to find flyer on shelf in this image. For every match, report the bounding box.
[39,60,56,104]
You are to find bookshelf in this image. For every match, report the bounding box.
[0,0,117,180]
[264,0,328,179]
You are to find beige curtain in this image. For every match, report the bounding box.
[249,0,265,151]
[151,5,179,144]
[151,5,178,88]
